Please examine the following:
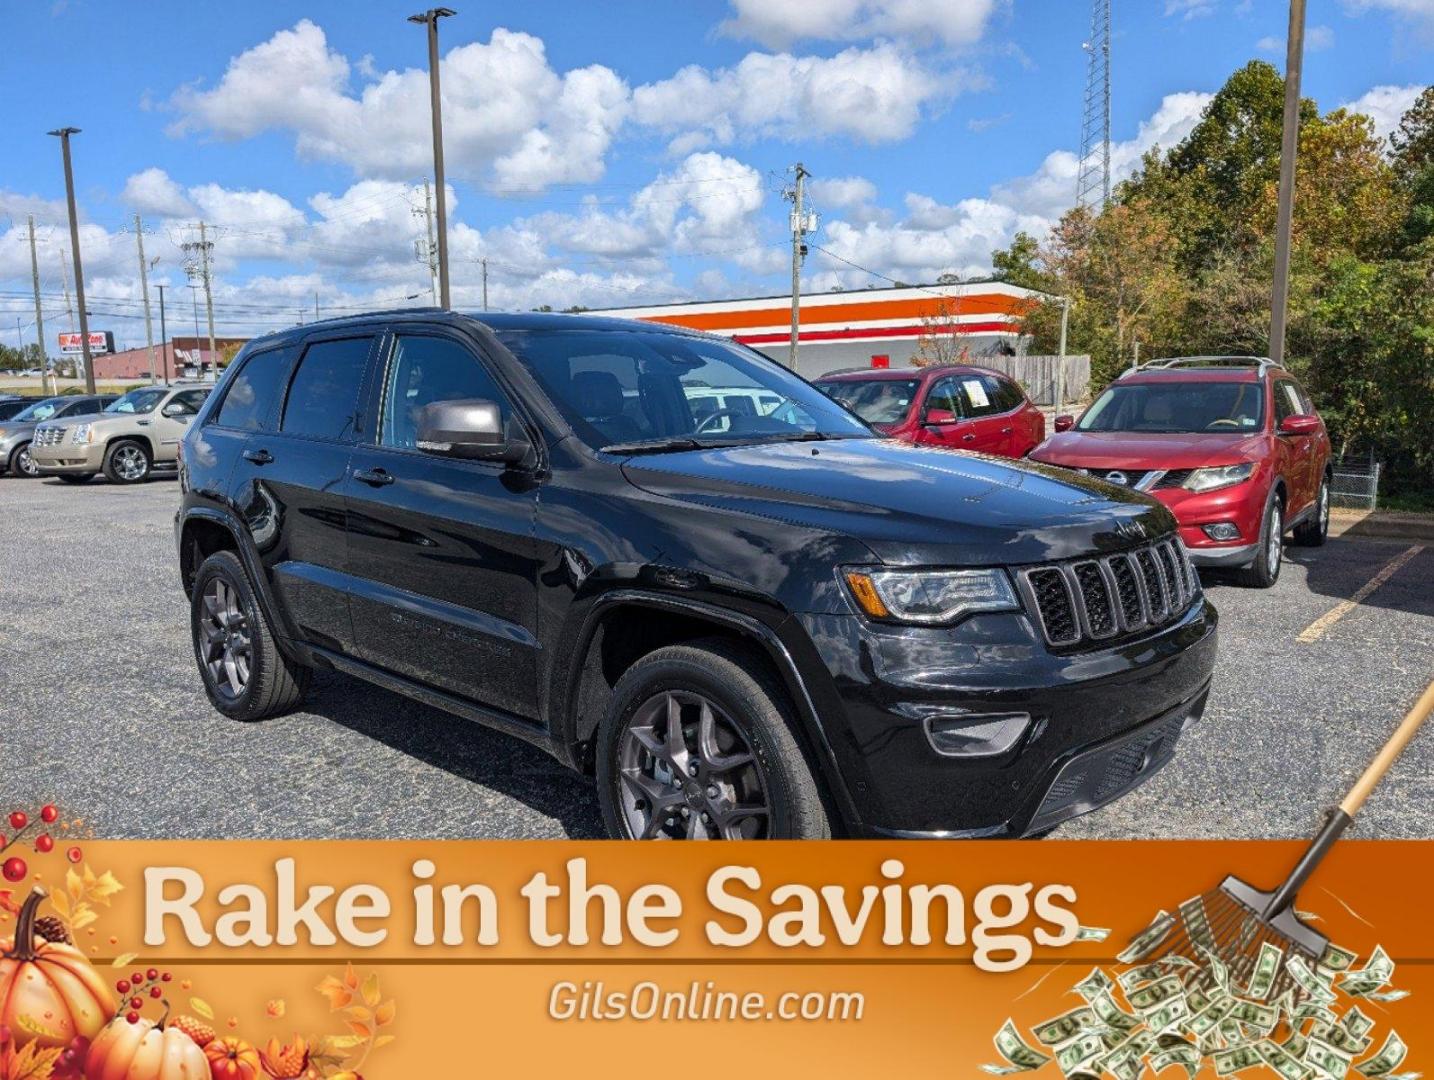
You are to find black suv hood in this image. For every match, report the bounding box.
[621,438,1175,566]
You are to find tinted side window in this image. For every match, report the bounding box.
[982,375,1023,412]
[380,335,510,451]
[1274,380,1302,423]
[925,379,960,417]
[956,375,1000,418]
[281,337,373,441]
[168,389,211,416]
[216,348,293,432]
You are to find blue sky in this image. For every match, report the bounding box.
[1,0,1429,346]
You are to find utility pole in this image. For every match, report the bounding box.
[157,284,170,386]
[315,290,320,321]
[1269,0,1306,367]
[49,126,96,393]
[27,215,52,397]
[785,162,812,370]
[1132,339,1141,372]
[188,284,202,379]
[415,178,439,304]
[481,258,489,311]
[134,214,157,385]
[409,9,456,309]
[200,221,217,379]
[183,224,218,379]
[1055,296,1071,413]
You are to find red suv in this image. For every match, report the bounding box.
[814,364,1046,458]
[1030,357,1331,587]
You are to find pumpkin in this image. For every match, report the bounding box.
[204,1036,262,1080]
[84,1015,209,1080]
[0,887,114,1051]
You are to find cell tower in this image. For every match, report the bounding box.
[1076,0,1112,210]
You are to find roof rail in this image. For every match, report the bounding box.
[1121,355,1279,379]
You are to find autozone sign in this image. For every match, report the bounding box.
[58,331,115,354]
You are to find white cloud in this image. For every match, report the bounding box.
[632,43,953,150]
[1164,0,1216,19]
[719,0,1000,48]
[120,167,198,218]
[1345,0,1434,20]
[169,21,630,191]
[1340,84,1425,140]
[809,175,878,210]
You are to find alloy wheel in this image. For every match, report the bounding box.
[1267,505,1283,576]
[113,444,147,481]
[617,690,771,839]
[199,576,252,699]
[16,447,38,476]
[1319,481,1330,535]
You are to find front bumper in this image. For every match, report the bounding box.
[32,442,104,473]
[1184,541,1258,568]
[1151,483,1267,566]
[792,596,1219,838]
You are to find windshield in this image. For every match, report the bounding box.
[1077,381,1265,434]
[105,388,168,415]
[495,329,873,450]
[13,397,63,423]
[818,378,919,425]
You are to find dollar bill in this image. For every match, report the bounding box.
[1261,1039,1314,1080]
[1180,895,1217,952]
[1146,996,1191,1034]
[1341,947,1395,997]
[1034,1006,1099,1047]
[1128,974,1185,1014]
[1091,990,1141,1034]
[1246,941,1285,1001]
[1363,989,1409,1003]
[1288,955,1339,1005]
[983,1020,1053,1074]
[1188,997,1237,1039]
[1118,911,1176,964]
[1151,1043,1201,1078]
[1320,943,1358,973]
[1344,1007,1376,1040]
[1074,967,1115,1002]
[1200,945,1232,993]
[1076,925,1112,942]
[1120,962,1172,992]
[1313,1021,1373,1056]
[1355,1032,1407,1078]
[1282,1031,1309,1060]
[1294,1000,1338,1028]
[1214,1044,1264,1075]
[1308,1037,1355,1079]
[1057,1033,1107,1076]
[1228,999,1279,1034]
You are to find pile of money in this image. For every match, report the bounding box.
[982,905,1415,1079]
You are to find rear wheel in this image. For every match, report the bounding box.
[1237,492,1283,588]
[191,550,310,721]
[1292,475,1330,547]
[8,443,38,478]
[596,640,830,840]
[103,439,151,484]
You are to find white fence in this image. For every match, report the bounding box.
[980,354,1091,408]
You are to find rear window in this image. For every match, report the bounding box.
[281,337,373,441]
[216,348,293,432]
[818,378,919,425]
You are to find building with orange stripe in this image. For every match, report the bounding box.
[598,280,1048,379]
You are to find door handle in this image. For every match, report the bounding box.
[242,448,273,465]
[962,433,977,442]
[353,467,395,487]
[1001,426,1013,434]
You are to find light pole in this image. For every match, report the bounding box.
[1269,0,1306,367]
[408,8,456,310]
[48,126,96,393]
[157,283,170,386]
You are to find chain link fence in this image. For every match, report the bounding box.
[1330,456,1381,511]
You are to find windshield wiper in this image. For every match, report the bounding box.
[599,436,707,455]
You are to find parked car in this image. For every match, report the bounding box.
[0,394,117,478]
[0,396,31,422]
[814,364,1045,458]
[176,312,1217,840]
[1029,357,1331,588]
[32,383,212,484]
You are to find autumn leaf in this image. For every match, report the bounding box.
[360,973,380,1008]
[65,869,83,904]
[342,963,359,990]
[2,1041,64,1080]
[373,1034,396,1049]
[190,997,215,1020]
[316,976,353,1011]
[342,1007,371,1025]
[373,1000,395,1027]
[111,952,138,968]
[344,1021,372,1040]
[265,999,285,1019]
[47,891,69,920]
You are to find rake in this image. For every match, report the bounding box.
[1138,677,1434,1003]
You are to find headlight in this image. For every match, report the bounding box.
[71,423,92,444]
[1183,462,1255,493]
[843,567,1020,625]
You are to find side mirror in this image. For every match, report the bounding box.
[1054,414,1075,432]
[923,408,958,426]
[1278,414,1320,436]
[161,402,187,418]
[416,399,531,464]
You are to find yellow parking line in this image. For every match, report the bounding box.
[1296,544,1425,644]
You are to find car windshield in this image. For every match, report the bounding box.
[12,398,63,422]
[1077,381,1265,434]
[818,378,919,425]
[495,328,873,451]
[105,388,168,415]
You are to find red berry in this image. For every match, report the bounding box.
[8,811,26,831]
[40,805,58,824]
[126,1012,139,1024]
[146,968,159,981]
[35,834,54,853]
[66,846,82,864]
[131,972,143,985]
[161,972,172,982]
[129,997,143,1010]
[150,986,162,999]
[2,857,26,882]
[116,980,130,994]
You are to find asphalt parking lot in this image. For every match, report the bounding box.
[1,476,1431,840]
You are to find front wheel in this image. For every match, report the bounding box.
[1237,493,1284,588]
[596,640,830,840]
[8,443,38,478]
[1292,475,1330,547]
[103,440,151,484]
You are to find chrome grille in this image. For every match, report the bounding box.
[33,426,66,447]
[1019,538,1201,649]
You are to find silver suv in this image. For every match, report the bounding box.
[32,384,211,484]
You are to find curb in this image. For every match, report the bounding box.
[1329,510,1434,544]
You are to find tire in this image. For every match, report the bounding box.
[1236,490,1284,588]
[190,550,310,721]
[1292,474,1330,547]
[8,443,38,479]
[596,638,830,840]
[58,473,95,484]
[103,439,151,484]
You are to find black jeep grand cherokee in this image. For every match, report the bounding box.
[176,310,1217,839]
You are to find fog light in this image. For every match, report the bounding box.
[1202,522,1241,541]
[924,712,1032,758]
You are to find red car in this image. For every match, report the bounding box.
[1029,357,1332,587]
[814,364,1046,458]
